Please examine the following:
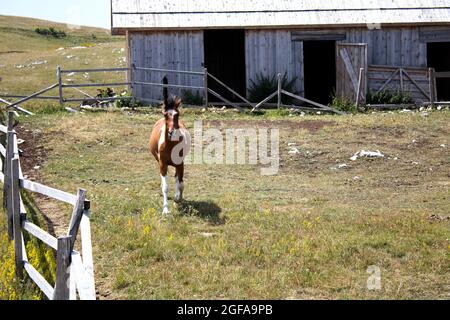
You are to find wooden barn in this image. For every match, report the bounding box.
[111,0,450,106]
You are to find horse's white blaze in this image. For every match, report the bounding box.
[161,175,169,214]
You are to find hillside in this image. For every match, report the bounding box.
[0,15,126,105]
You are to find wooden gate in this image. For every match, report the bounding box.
[336,43,368,105]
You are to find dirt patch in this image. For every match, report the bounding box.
[202,119,334,133]
[16,125,48,181]
[15,125,70,237]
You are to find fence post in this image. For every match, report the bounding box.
[356,68,364,108]
[203,68,209,108]
[11,156,23,278]
[130,63,135,95]
[5,112,15,240]
[67,188,87,252]
[429,68,436,107]
[277,73,282,109]
[54,236,71,300]
[57,66,64,106]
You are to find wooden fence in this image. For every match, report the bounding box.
[0,112,96,300]
[367,65,436,104]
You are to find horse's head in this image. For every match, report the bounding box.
[162,96,182,141]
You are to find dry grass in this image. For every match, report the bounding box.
[16,108,450,300]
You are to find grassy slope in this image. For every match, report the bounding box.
[0,15,125,105]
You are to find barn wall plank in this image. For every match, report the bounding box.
[129,31,204,102]
[245,30,294,97]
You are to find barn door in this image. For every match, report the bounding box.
[336,43,368,104]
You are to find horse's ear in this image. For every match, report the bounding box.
[174,98,182,111]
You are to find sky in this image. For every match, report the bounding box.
[0,0,111,29]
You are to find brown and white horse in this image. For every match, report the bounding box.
[149,84,190,215]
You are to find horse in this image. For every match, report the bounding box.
[149,81,190,215]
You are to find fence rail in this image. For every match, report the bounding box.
[2,64,444,114]
[0,111,96,300]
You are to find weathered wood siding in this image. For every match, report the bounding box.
[245,30,303,96]
[130,31,204,102]
[344,27,428,67]
[128,26,450,103]
[336,43,368,102]
[112,0,450,32]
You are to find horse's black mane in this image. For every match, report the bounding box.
[162,76,180,110]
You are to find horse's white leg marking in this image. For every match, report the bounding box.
[161,175,169,214]
[174,177,184,203]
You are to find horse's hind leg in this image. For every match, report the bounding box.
[160,164,170,215]
[174,165,184,203]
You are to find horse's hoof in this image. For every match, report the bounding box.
[162,207,170,215]
[174,196,182,203]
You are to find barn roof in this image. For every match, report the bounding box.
[111,0,450,33]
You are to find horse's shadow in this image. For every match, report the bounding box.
[176,200,225,225]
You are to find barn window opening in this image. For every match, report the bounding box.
[204,29,246,102]
[427,42,450,101]
[303,40,336,105]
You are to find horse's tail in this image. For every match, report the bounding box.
[163,76,169,103]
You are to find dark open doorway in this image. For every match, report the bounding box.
[427,42,450,101]
[303,40,336,105]
[204,29,246,102]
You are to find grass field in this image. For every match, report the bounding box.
[0,16,449,300]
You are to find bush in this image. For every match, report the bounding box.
[117,90,141,109]
[248,72,298,104]
[367,90,413,104]
[182,90,204,106]
[330,95,358,113]
[35,27,66,39]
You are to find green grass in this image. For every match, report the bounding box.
[0,15,125,103]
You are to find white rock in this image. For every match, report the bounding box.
[288,147,300,155]
[350,150,385,161]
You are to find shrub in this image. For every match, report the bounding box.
[248,72,298,104]
[117,90,141,109]
[330,95,358,113]
[367,90,414,104]
[96,88,116,98]
[35,27,66,39]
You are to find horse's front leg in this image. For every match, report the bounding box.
[174,164,184,203]
[160,163,170,215]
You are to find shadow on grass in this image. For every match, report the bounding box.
[21,190,56,237]
[177,200,225,225]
